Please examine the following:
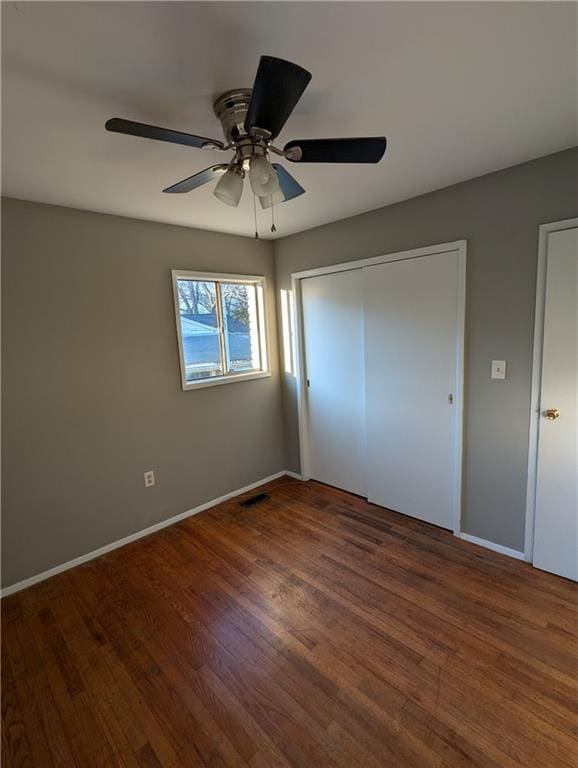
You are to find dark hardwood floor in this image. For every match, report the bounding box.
[2,477,577,767]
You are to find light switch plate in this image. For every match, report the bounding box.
[491,360,506,380]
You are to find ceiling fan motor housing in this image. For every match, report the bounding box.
[213,89,270,168]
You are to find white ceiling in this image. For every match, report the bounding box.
[2,2,577,239]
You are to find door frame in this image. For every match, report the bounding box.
[524,217,578,562]
[291,239,467,534]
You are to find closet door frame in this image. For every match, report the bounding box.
[292,239,467,534]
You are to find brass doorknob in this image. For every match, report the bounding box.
[543,408,560,420]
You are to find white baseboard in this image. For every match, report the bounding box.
[456,532,526,561]
[1,470,299,598]
[285,470,303,480]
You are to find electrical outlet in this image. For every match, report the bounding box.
[144,470,155,488]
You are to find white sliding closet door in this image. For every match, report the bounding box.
[363,251,460,529]
[302,270,365,496]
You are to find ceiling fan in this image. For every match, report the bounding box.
[105,55,386,221]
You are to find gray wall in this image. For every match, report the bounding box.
[1,198,285,588]
[273,148,578,552]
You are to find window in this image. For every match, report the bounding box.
[280,289,297,376]
[172,271,269,389]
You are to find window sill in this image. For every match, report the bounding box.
[182,370,271,391]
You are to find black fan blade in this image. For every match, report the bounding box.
[244,56,311,140]
[105,118,224,150]
[163,165,229,194]
[260,164,305,209]
[284,137,387,163]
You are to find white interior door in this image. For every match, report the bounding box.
[533,227,577,581]
[302,270,365,496]
[363,251,460,529]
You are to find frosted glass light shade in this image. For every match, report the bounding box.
[213,168,243,207]
[249,156,280,197]
[259,187,286,209]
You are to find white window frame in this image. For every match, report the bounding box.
[171,270,270,391]
[280,288,297,376]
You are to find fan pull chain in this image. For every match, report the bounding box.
[253,193,259,240]
[270,199,277,234]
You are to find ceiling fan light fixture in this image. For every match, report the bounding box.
[213,166,244,207]
[249,155,280,197]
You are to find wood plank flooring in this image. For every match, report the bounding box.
[2,477,577,767]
